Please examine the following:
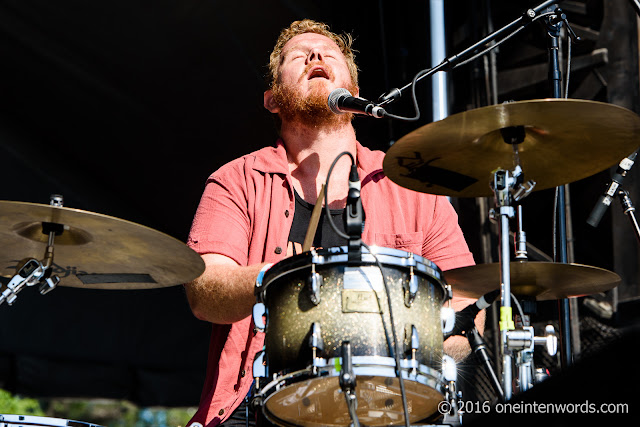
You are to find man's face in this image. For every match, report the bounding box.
[269,33,357,127]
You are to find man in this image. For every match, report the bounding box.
[185,19,482,427]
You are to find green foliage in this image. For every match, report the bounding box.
[0,388,45,416]
[0,391,196,426]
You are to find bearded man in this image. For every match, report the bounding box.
[184,19,481,427]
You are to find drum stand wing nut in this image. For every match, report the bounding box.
[505,325,558,357]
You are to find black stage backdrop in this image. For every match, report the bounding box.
[0,0,638,409]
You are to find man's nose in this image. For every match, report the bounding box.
[306,48,323,63]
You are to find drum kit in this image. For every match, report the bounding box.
[249,96,639,426]
[0,196,206,426]
[2,3,640,427]
[249,2,640,426]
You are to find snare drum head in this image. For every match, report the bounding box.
[0,414,104,427]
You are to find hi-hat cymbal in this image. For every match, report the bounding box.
[443,261,621,301]
[0,201,204,290]
[383,99,640,198]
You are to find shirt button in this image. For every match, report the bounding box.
[218,409,225,416]
[275,246,282,254]
[284,210,290,217]
[241,369,246,377]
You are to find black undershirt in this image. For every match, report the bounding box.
[287,190,347,255]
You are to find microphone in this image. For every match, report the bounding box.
[444,289,500,339]
[587,150,638,228]
[345,163,364,262]
[328,88,386,118]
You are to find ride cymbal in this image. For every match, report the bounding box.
[0,201,204,290]
[383,99,640,197]
[443,261,621,301]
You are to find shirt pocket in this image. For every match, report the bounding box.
[373,231,423,256]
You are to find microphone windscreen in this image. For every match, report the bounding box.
[327,88,351,114]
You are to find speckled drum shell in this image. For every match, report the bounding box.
[256,246,449,426]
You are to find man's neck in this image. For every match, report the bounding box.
[281,121,356,172]
[281,120,357,207]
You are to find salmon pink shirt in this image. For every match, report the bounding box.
[186,140,474,426]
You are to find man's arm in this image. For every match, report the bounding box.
[444,294,486,362]
[185,253,267,325]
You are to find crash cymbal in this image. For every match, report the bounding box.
[443,261,621,301]
[0,201,204,290]
[383,99,640,197]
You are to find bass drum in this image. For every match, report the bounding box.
[253,246,451,427]
[0,414,104,427]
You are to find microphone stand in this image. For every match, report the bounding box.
[544,6,574,369]
[466,327,505,402]
[378,0,560,104]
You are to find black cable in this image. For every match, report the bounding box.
[362,243,411,427]
[511,292,525,320]
[323,153,410,426]
[324,151,354,240]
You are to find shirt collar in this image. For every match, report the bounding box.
[252,138,385,184]
[252,139,290,174]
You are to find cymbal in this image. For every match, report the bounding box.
[0,201,204,290]
[383,99,640,197]
[443,261,621,301]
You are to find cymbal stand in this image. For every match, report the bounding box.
[491,168,561,397]
[490,163,543,399]
[0,195,62,306]
[490,168,518,400]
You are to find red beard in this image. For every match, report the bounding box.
[272,63,356,128]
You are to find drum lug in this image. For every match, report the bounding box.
[307,264,322,305]
[308,322,326,373]
[253,349,268,380]
[404,324,420,374]
[404,266,419,307]
[441,306,456,336]
[253,302,267,331]
[404,324,419,356]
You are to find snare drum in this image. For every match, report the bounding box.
[252,246,451,427]
[0,414,104,427]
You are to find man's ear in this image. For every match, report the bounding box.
[264,89,279,113]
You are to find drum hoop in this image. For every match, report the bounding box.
[0,414,103,427]
[256,356,444,400]
[262,246,446,295]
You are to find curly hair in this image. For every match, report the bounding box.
[268,19,358,88]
